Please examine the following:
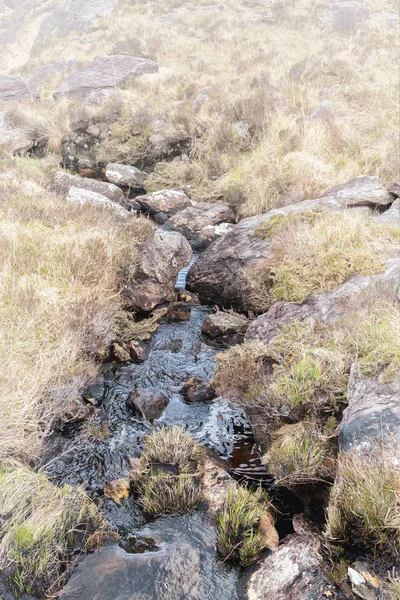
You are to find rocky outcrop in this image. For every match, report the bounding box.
[135,189,191,218]
[187,177,396,312]
[246,258,400,345]
[376,198,400,225]
[123,231,192,311]
[105,162,146,189]
[126,387,170,421]
[243,534,338,600]
[51,170,126,205]
[0,111,31,152]
[164,202,235,251]
[65,187,129,218]
[53,55,159,99]
[339,364,400,460]
[0,74,38,105]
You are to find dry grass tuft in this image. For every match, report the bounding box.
[132,426,206,515]
[0,468,106,595]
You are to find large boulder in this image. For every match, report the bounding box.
[65,186,129,218]
[246,258,400,345]
[187,177,395,312]
[105,162,146,189]
[123,231,192,311]
[0,74,39,105]
[135,189,191,218]
[54,55,159,99]
[51,170,126,205]
[339,364,400,460]
[164,202,235,251]
[243,534,338,600]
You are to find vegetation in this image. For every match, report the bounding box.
[216,485,272,566]
[132,427,206,515]
[264,421,333,486]
[249,212,400,310]
[326,449,400,554]
[0,468,105,595]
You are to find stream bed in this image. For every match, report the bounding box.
[43,272,301,599]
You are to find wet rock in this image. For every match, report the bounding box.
[246,258,400,345]
[202,458,232,514]
[51,170,126,205]
[123,231,192,312]
[104,478,131,505]
[82,382,106,407]
[54,55,159,99]
[0,74,39,105]
[187,179,395,312]
[243,534,337,600]
[164,202,235,251]
[127,387,170,421]
[65,186,129,218]
[166,302,192,323]
[202,311,249,345]
[111,342,131,362]
[105,162,146,189]
[348,562,383,600]
[197,222,235,247]
[135,189,191,217]
[30,58,77,88]
[0,111,31,153]
[181,377,216,403]
[339,363,400,460]
[129,340,148,363]
[59,512,239,600]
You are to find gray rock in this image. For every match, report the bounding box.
[0,74,39,105]
[30,58,77,88]
[339,364,400,460]
[135,189,191,217]
[388,182,400,198]
[124,231,192,311]
[0,12,24,45]
[65,186,129,218]
[202,311,249,344]
[375,199,400,225]
[0,111,31,152]
[319,175,393,208]
[105,162,146,188]
[307,100,335,123]
[320,3,370,34]
[127,387,169,421]
[84,88,118,107]
[53,55,158,99]
[164,202,235,251]
[51,170,126,205]
[187,177,394,312]
[34,0,118,46]
[243,534,337,600]
[148,131,189,162]
[246,258,400,345]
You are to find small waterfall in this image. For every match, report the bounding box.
[174,254,198,290]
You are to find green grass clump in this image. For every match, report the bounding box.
[249,213,400,310]
[326,450,400,553]
[0,468,105,595]
[132,427,205,515]
[264,422,333,486]
[346,300,400,383]
[216,485,272,566]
